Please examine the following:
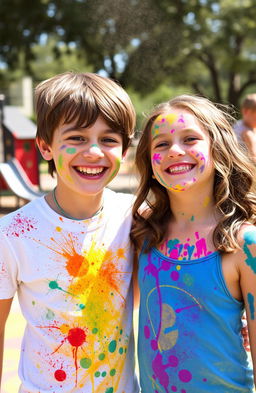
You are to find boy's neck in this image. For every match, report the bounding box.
[45,187,104,220]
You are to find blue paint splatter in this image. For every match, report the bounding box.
[247,292,255,320]
[243,230,256,273]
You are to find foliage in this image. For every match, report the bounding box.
[1,0,256,107]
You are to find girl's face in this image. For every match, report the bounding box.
[150,108,214,194]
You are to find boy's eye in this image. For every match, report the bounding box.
[102,137,120,144]
[68,136,85,142]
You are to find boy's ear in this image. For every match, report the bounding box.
[36,137,53,161]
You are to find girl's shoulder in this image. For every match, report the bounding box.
[230,222,256,266]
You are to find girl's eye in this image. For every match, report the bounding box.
[184,137,199,143]
[155,141,169,148]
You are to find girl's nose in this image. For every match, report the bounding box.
[168,143,185,158]
[83,144,104,159]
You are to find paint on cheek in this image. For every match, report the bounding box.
[107,158,121,182]
[57,154,63,170]
[152,153,162,165]
[243,230,256,273]
[66,147,77,154]
[247,293,255,320]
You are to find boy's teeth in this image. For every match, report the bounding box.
[168,164,193,173]
[77,167,104,174]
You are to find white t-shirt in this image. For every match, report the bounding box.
[0,188,139,393]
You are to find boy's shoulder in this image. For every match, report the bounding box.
[0,196,44,229]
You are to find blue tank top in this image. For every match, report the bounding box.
[138,247,253,393]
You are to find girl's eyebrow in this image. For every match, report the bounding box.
[152,127,202,141]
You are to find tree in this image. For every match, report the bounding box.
[1,0,256,107]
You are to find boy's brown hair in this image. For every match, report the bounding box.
[35,71,136,175]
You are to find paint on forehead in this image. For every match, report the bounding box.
[152,113,178,137]
[152,153,162,165]
[66,147,77,154]
[106,157,121,183]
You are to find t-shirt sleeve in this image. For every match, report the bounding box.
[0,233,19,299]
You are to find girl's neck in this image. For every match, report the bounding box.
[168,189,216,227]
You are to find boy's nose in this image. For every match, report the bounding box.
[83,144,104,159]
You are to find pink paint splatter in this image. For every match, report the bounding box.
[152,153,162,165]
[5,213,37,237]
[179,369,192,383]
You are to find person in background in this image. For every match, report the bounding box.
[233,93,256,163]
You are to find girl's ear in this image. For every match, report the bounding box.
[36,137,53,161]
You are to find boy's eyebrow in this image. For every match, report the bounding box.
[61,125,120,135]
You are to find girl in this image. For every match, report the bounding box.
[131,95,256,392]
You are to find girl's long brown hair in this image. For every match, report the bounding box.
[131,95,256,254]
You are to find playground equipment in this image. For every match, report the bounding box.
[0,158,44,203]
[1,105,39,185]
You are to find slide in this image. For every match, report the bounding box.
[0,158,44,201]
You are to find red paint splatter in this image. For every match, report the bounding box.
[54,369,66,381]
[38,324,87,387]
[5,213,37,237]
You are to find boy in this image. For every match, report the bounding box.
[0,72,139,393]
[233,93,256,163]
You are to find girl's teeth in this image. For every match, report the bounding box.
[169,165,193,173]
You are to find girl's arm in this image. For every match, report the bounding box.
[239,225,256,386]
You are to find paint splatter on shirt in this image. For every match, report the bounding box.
[0,189,139,393]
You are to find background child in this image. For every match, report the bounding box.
[131,94,256,392]
[0,72,139,393]
[233,93,256,163]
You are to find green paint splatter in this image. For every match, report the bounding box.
[107,158,121,183]
[243,230,256,273]
[248,293,255,320]
[66,147,76,154]
[119,347,124,354]
[191,215,195,222]
[80,358,92,369]
[105,388,114,393]
[102,371,107,377]
[108,340,117,353]
[46,309,55,320]
[58,154,63,169]
[99,353,105,360]
[92,327,98,334]
[95,371,100,377]
[110,369,116,376]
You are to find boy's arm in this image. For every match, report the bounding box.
[239,226,256,387]
[0,298,13,387]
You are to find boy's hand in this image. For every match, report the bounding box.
[241,316,250,352]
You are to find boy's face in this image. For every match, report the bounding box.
[242,108,256,129]
[37,116,124,198]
